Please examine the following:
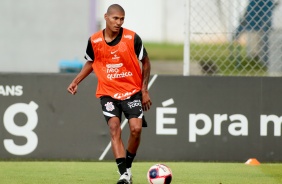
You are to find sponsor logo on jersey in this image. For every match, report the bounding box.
[114,89,136,99]
[93,37,102,43]
[106,63,123,69]
[111,50,118,54]
[107,72,133,80]
[124,35,132,39]
[105,62,133,80]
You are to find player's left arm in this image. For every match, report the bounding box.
[140,55,152,111]
[134,33,152,111]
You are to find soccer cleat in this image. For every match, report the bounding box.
[127,168,133,184]
[117,172,131,184]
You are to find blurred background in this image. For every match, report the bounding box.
[1,0,282,76]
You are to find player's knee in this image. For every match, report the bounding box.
[130,126,142,137]
[108,122,121,138]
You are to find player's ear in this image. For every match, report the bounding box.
[104,13,108,20]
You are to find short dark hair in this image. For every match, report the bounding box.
[107,4,125,14]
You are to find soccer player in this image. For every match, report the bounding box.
[67,4,152,184]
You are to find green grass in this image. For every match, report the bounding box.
[1,161,282,184]
[144,42,183,61]
[144,42,267,76]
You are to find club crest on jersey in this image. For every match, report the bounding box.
[105,102,115,111]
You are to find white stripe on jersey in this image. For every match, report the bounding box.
[138,44,144,60]
[85,52,93,61]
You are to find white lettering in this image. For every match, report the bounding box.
[3,101,39,155]
[93,37,102,43]
[156,107,177,135]
[15,85,23,96]
[260,115,282,136]
[0,85,23,96]
[189,114,212,142]
[107,71,133,80]
[124,35,132,39]
[0,85,5,96]
[112,55,120,60]
[127,100,141,109]
[107,68,119,73]
[106,63,123,69]
[114,89,136,99]
[214,114,228,135]
[189,113,248,142]
[228,114,248,136]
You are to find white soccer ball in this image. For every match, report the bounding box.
[147,164,172,184]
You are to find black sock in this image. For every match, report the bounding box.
[126,150,136,169]
[116,158,127,175]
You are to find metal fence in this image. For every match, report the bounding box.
[186,0,282,76]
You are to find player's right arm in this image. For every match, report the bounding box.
[68,37,94,95]
[67,61,93,95]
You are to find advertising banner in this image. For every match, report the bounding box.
[0,74,281,162]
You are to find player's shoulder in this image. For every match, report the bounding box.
[90,30,104,44]
[123,28,137,37]
[122,27,135,33]
[91,30,103,37]
[123,28,143,42]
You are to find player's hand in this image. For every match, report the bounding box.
[67,83,78,95]
[142,90,152,111]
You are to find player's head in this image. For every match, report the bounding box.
[105,4,125,33]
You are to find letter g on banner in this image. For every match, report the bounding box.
[3,101,39,155]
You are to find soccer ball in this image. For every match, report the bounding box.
[147,164,172,184]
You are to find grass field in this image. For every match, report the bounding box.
[144,42,267,76]
[1,161,282,184]
[145,42,183,61]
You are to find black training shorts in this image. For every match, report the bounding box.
[100,91,147,127]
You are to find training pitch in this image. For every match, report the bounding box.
[0,161,282,184]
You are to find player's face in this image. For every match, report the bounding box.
[105,10,125,33]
